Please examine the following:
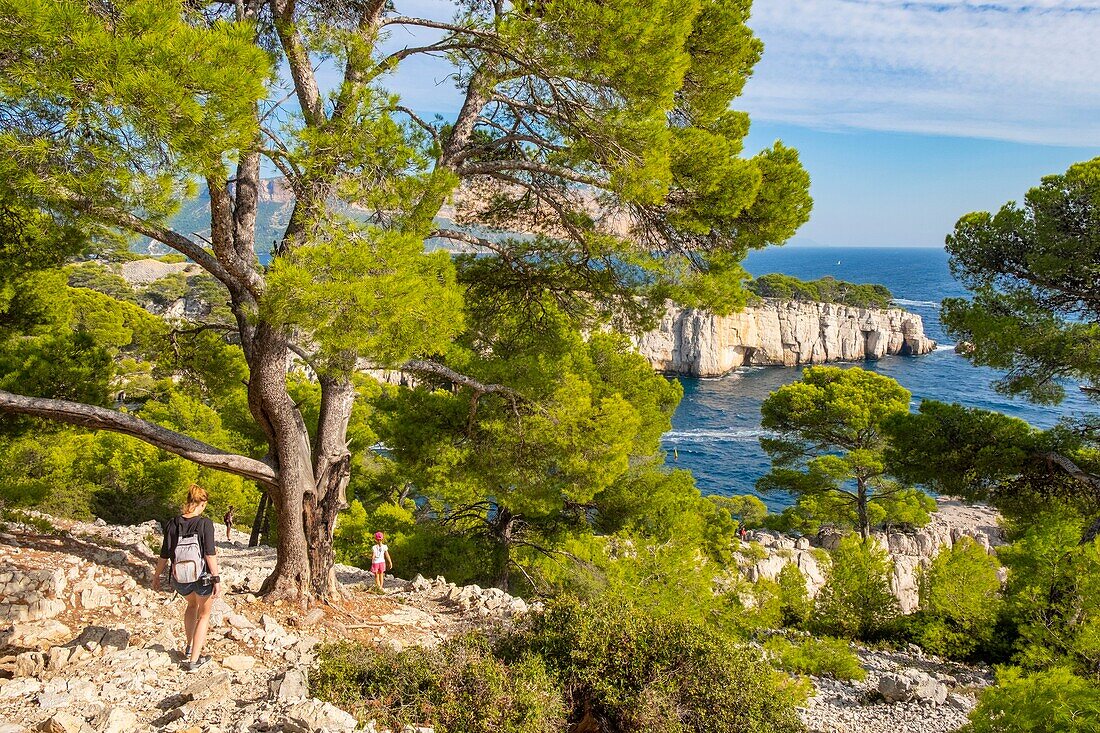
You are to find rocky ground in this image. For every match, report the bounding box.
[798,643,987,733]
[0,515,530,733]
[0,512,990,733]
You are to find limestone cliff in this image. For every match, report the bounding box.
[738,499,1005,614]
[634,299,936,377]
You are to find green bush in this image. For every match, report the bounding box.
[501,596,806,733]
[812,535,899,641]
[910,537,1003,660]
[960,666,1100,733]
[748,274,893,309]
[313,598,807,733]
[763,635,866,681]
[711,494,768,529]
[777,563,812,628]
[312,636,564,733]
[998,512,1100,676]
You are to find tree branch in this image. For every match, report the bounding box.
[402,360,523,401]
[59,190,236,289]
[380,16,500,40]
[457,158,608,188]
[0,390,278,488]
[395,106,440,148]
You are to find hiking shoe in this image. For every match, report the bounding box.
[180,656,210,671]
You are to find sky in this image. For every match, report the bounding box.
[357,0,1100,247]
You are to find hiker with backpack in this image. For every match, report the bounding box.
[152,484,222,671]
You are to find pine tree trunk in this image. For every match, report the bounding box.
[246,324,319,602]
[493,507,515,592]
[857,480,870,541]
[305,376,356,599]
[249,491,268,547]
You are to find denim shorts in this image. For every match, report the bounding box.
[172,579,214,597]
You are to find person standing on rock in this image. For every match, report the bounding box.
[152,484,222,671]
[371,531,392,592]
[223,505,235,541]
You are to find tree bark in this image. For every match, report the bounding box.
[304,376,356,598]
[249,491,269,547]
[493,507,516,592]
[0,390,277,486]
[856,479,870,541]
[246,324,319,601]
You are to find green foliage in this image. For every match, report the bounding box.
[500,596,807,733]
[960,667,1100,733]
[312,636,565,733]
[758,366,931,538]
[749,274,893,309]
[0,0,270,233]
[335,499,493,586]
[885,400,1099,522]
[764,635,866,681]
[909,537,1004,660]
[711,493,768,529]
[999,512,1100,677]
[943,157,1100,405]
[776,563,812,628]
[66,262,136,302]
[315,597,809,733]
[812,535,899,641]
[263,220,464,370]
[371,299,706,590]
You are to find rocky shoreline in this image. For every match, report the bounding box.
[634,299,936,377]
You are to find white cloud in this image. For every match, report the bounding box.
[740,1,1100,145]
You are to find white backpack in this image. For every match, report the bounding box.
[172,523,205,583]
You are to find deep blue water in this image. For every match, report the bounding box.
[661,246,1095,510]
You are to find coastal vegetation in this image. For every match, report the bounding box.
[0,0,1099,729]
[748,273,894,309]
[757,366,937,539]
[0,0,811,601]
[314,597,806,733]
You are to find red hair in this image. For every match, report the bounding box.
[182,484,209,512]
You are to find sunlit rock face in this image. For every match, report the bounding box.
[634,299,936,377]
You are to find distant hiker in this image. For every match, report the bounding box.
[371,532,392,592]
[153,484,222,671]
[738,525,748,542]
[223,505,236,541]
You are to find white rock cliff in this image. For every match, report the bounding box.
[634,299,936,377]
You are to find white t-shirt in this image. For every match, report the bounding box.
[371,543,388,564]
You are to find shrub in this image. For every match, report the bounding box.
[777,563,812,628]
[960,666,1100,733]
[711,494,768,529]
[812,534,899,641]
[312,636,565,733]
[998,512,1100,676]
[502,596,806,733]
[911,537,1003,659]
[763,636,867,681]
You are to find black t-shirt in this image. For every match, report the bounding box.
[159,515,217,561]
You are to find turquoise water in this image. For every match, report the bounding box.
[661,246,1094,509]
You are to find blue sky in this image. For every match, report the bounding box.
[354,0,1100,247]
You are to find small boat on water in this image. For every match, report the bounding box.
[1082,385,1100,395]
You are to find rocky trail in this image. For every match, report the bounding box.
[0,509,993,733]
[0,515,530,733]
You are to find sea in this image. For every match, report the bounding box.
[660,246,1094,511]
